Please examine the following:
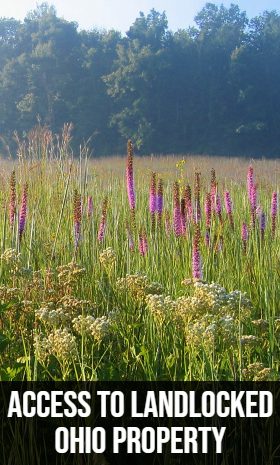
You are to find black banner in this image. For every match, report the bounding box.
[0,382,279,464]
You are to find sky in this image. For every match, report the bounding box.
[0,0,279,33]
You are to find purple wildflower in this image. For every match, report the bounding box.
[259,212,266,241]
[271,192,278,238]
[194,172,201,223]
[184,185,192,221]
[19,183,28,241]
[98,197,108,242]
[241,222,248,253]
[126,140,136,210]
[192,248,202,279]
[156,178,164,222]
[204,193,211,229]
[149,172,157,231]
[192,225,202,280]
[181,198,186,235]
[247,165,254,199]
[149,172,157,214]
[173,207,182,236]
[9,170,16,227]
[139,230,148,256]
[73,190,82,248]
[250,183,257,227]
[210,168,217,211]
[224,190,234,229]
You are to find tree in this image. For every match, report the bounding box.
[190,3,248,153]
[126,9,169,49]
[74,29,122,154]
[104,10,171,151]
[231,11,280,154]
[0,2,280,157]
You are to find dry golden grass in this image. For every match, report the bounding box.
[89,154,280,188]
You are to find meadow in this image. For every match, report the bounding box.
[0,125,279,381]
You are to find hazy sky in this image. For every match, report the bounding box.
[0,1,279,32]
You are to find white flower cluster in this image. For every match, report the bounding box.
[33,333,49,364]
[240,335,260,346]
[117,273,164,301]
[0,286,20,301]
[48,328,77,359]
[34,329,77,363]
[1,248,21,272]
[57,262,86,287]
[72,315,96,335]
[242,362,275,381]
[90,316,111,342]
[144,281,254,350]
[146,294,177,324]
[174,282,252,320]
[99,248,117,268]
[35,306,70,325]
[72,314,111,342]
[35,297,94,326]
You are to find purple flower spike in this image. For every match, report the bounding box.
[250,183,257,227]
[74,222,81,248]
[224,190,232,214]
[260,212,266,240]
[224,190,234,229]
[19,183,28,241]
[271,191,278,238]
[156,178,164,219]
[184,185,192,221]
[241,222,248,253]
[192,225,202,280]
[98,198,108,242]
[205,230,210,248]
[247,165,254,199]
[157,194,163,215]
[194,172,201,223]
[139,231,148,256]
[173,205,182,236]
[73,190,82,248]
[215,193,223,224]
[250,183,257,209]
[149,172,157,214]
[180,198,186,235]
[210,168,217,211]
[149,172,157,231]
[192,247,202,279]
[9,170,16,227]
[126,140,136,210]
[204,193,211,228]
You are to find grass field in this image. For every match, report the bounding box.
[0,127,279,381]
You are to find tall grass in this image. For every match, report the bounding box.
[0,125,279,381]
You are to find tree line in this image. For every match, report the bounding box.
[0,2,280,157]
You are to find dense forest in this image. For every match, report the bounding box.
[0,2,280,156]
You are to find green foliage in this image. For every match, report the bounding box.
[0,3,280,156]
